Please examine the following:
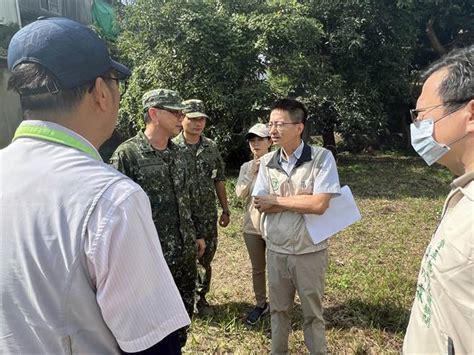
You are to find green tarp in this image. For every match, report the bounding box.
[92,0,119,41]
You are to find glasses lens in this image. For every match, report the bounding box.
[168,110,182,118]
[267,122,281,128]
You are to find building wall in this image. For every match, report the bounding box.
[72,0,94,25]
[18,0,93,26]
[0,0,20,25]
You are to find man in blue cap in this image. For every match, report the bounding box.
[1,17,189,354]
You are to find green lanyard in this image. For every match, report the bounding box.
[13,124,101,161]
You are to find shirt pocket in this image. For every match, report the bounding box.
[440,332,456,355]
[137,159,167,184]
[197,160,213,178]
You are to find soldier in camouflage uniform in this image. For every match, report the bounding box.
[173,99,230,313]
[110,89,206,347]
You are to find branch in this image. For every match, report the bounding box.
[426,18,447,56]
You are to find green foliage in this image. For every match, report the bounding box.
[114,0,472,155]
[117,0,268,157]
[244,1,417,150]
[400,0,474,57]
[307,1,418,148]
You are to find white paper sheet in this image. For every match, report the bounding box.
[304,185,361,244]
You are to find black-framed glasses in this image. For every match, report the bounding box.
[152,105,184,119]
[409,103,445,123]
[266,121,302,129]
[410,99,472,123]
[103,76,128,96]
[87,76,128,97]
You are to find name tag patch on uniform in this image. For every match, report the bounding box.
[211,169,218,179]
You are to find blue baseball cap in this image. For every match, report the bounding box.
[7,17,131,92]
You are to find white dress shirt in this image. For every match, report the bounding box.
[0,120,190,353]
[85,179,191,351]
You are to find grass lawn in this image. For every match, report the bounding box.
[184,153,453,354]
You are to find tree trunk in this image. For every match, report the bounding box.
[426,18,447,56]
[322,129,337,160]
[398,104,411,149]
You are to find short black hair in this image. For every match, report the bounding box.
[8,63,113,120]
[270,98,308,125]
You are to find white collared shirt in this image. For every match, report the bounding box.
[85,179,191,351]
[279,140,305,175]
[254,142,340,197]
[0,120,190,353]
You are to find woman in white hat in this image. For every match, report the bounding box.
[235,123,272,324]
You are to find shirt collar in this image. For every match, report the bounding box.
[451,171,474,189]
[138,131,176,152]
[174,131,186,144]
[267,141,312,172]
[13,120,102,161]
[174,131,204,147]
[280,140,304,162]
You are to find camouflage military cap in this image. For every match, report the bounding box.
[142,89,187,111]
[182,99,209,119]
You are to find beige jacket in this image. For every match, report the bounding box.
[403,171,474,354]
[236,159,261,235]
[257,144,331,255]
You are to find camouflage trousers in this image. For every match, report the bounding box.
[164,243,197,347]
[196,220,218,302]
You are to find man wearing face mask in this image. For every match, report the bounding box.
[404,45,473,354]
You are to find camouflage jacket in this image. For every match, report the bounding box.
[110,131,206,259]
[173,132,225,223]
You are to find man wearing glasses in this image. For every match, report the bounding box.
[403,46,473,354]
[110,89,207,347]
[252,98,341,354]
[2,18,190,354]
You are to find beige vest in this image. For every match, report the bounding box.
[260,144,329,255]
[403,172,474,354]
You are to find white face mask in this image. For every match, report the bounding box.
[410,119,450,166]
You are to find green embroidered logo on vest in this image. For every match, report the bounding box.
[415,238,446,328]
[271,177,279,191]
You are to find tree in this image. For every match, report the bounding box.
[113,0,471,158]
[245,1,418,151]
[409,0,473,59]
[247,3,345,150]
[116,0,268,162]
